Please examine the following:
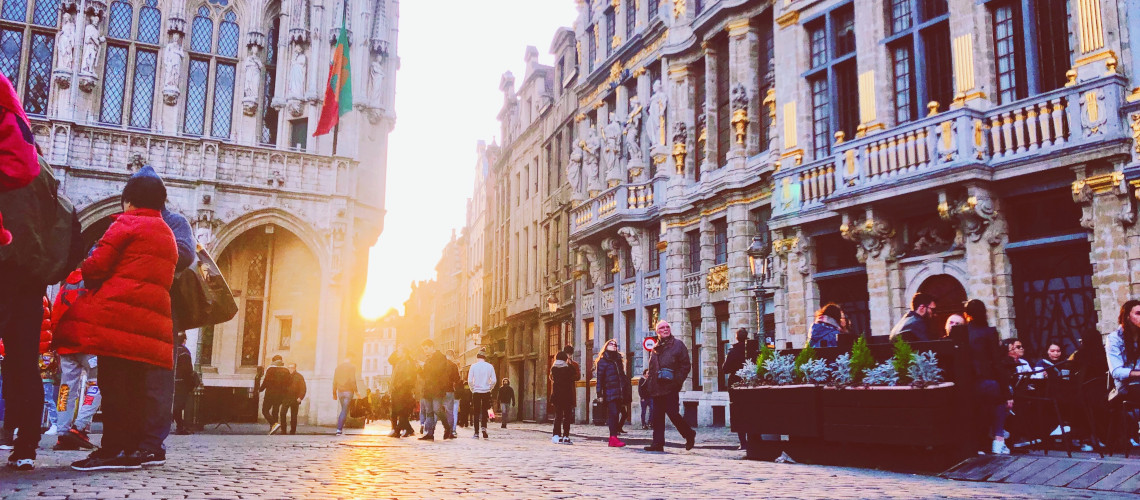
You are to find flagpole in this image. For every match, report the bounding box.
[333,122,339,156]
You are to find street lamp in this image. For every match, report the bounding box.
[547,295,559,313]
[746,235,777,348]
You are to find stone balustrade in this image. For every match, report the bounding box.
[684,271,703,298]
[773,75,1129,218]
[34,120,355,197]
[570,176,666,234]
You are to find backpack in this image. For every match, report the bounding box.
[0,158,82,285]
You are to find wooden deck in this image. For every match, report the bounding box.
[942,452,1140,494]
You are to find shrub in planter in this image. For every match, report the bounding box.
[756,343,775,379]
[794,343,817,379]
[849,336,875,384]
[892,336,914,384]
[863,358,899,386]
[908,351,945,388]
[764,354,796,385]
[831,353,853,387]
[734,360,762,387]
[801,358,830,385]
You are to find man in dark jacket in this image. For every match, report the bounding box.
[889,292,936,342]
[721,328,750,448]
[644,320,696,452]
[638,369,652,429]
[259,355,291,435]
[283,363,306,435]
[172,333,197,435]
[418,339,453,441]
[497,379,514,428]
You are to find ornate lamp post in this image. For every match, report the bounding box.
[746,235,778,348]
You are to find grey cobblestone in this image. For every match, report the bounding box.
[0,423,1134,499]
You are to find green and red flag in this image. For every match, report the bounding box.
[313,19,352,137]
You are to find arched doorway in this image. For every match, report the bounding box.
[917,274,967,338]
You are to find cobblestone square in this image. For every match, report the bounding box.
[2,423,1133,499]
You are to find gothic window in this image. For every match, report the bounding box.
[586,25,596,72]
[714,37,729,168]
[605,8,615,57]
[241,251,267,367]
[713,219,727,265]
[137,0,160,44]
[99,46,128,123]
[624,0,635,36]
[96,0,161,128]
[687,230,701,273]
[804,4,859,159]
[757,10,774,150]
[883,0,950,124]
[648,0,657,20]
[261,16,280,145]
[0,0,57,115]
[989,0,1069,104]
[107,1,132,39]
[185,6,239,139]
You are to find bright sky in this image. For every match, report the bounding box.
[358,1,578,319]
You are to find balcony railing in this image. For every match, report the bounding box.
[772,75,1129,217]
[684,272,702,298]
[570,177,664,234]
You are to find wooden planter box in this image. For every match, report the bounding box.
[821,382,961,447]
[729,385,821,438]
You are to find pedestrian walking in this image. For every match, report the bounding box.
[595,339,630,448]
[550,351,579,444]
[259,355,291,435]
[962,299,1012,455]
[467,351,496,439]
[418,339,453,441]
[809,304,845,348]
[644,320,696,452]
[64,171,179,471]
[497,378,514,428]
[38,315,59,436]
[284,363,306,435]
[720,328,749,449]
[890,292,937,342]
[445,349,461,438]
[52,270,100,452]
[172,332,199,435]
[388,347,416,437]
[457,382,472,428]
[638,369,652,430]
[333,358,358,436]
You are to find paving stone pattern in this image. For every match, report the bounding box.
[1,423,1135,499]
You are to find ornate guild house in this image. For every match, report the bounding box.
[4,0,398,425]
[473,0,1140,428]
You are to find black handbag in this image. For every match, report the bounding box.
[171,246,238,331]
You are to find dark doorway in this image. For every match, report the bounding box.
[1011,242,1096,360]
[917,274,968,338]
[817,273,871,337]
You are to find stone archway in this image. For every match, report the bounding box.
[916,274,968,337]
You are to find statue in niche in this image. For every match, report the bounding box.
[581,123,602,193]
[568,137,585,200]
[602,112,622,181]
[288,44,307,98]
[646,80,668,149]
[617,226,645,273]
[624,96,645,168]
[368,57,385,106]
[55,12,77,72]
[162,32,185,104]
[241,48,263,115]
[78,12,104,91]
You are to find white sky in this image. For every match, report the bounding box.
[359,0,578,319]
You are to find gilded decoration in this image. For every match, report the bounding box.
[1131,113,1140,155]
[730,84,749,146]
[772,237,798,256]
[578,32,667,108]
[840,211,895,263]
[673,0,686,19]
[706,264,729,293]
[776,10,799,28]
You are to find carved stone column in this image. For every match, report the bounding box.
[772,229,810,346]
[727,203,757,333]
[726,18,756,160]
[841,208,900,336]
[939,185,1015,337]
[1073,168,1137,334]
[701,42,717,174]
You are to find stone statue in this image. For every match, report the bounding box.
[368,57,385,106]
[55,12,77,72]
[162,32,185,103]
[647,80,668,149]
[288,44,307,98]
[617,227,645,273]
[581,124,602,193]
[80,13,103,77]
[602,112,623,181]
[581,245,605,286]
[568,138,585,200]
[624,96,644,167]
[241,51,263,115]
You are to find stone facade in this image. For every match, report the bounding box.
[362,311,398,392]
[5,0,398,425]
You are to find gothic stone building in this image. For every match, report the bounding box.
[4,0,398,425]
[543,0,1140,428]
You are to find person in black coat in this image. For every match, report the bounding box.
[963,299,1012,455]
[259,355,291,435]
[283,363,306,435]
[550,351,580,444]
[644,321,696,452]
[720,328,749,448]
[595,339,630,447]
[172,333,198,435]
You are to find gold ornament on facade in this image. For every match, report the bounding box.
[671,122,688,175]
[612,35,622,48]
[1130,113,1140,155]
[706,264,729,293]
[834,131,845,145]
[927,101,940,117]
[673,0,686,19]
[1065,70,1078,87]
[772,237,798,256]
[730,83,749,146]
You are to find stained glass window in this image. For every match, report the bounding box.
[184,58,209,135]
[1,0,26,22]
[0,29,21,86]
[99,45,128,124]
[22,33,52,115]
[211,62,235,138]
[190,6,213,53]
[137,1,161,44]
[129,49,157,128]
[240,299,263,366]
[107,1,132,40]
[31,0,57,26]
[217,11,239,58]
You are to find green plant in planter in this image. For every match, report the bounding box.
[863,358,899,386]
[763,354,796,385]
[831,353,853,387]
[849,335,875,384]
[794,343,817,380]
[734,360,762,387]
[892,336,914,384]
[801,358,830,385]
[908,351,945,388]
[756,343,775,379]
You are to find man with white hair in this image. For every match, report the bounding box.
[643,320,696,452]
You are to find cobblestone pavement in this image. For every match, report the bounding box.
[1,422,1134,499]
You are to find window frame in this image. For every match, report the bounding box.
[881,0,951,124]
[802,3,859,160]
[183,5,240,139]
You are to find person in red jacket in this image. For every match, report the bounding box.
[64,173,177,472]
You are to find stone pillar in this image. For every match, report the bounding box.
[667,63,695,181]
[773,229,810,347]
[727,204,756,333]
[854,0,887,132]
[841,208,898,336]
[311,276,343,425]
[726,19,757,161]
[1073,168,1137,334]
[939,186,1016,337]
[773,5,805,163]
[946,0,988,109]
[701,42,718,173]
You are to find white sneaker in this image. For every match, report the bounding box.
[992,440,1009,455]
[1049,425,1071,436]
[551,435,561,444]
[44,425,58,436]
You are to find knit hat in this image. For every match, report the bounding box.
[122,165,167,210]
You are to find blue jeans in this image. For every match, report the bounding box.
[42,381,58,427]
[423,396,450,437]
[336,391,354,431]
[976,379,1008,440]
[640,398,653,427]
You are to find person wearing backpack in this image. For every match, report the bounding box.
[0,78,80,469]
